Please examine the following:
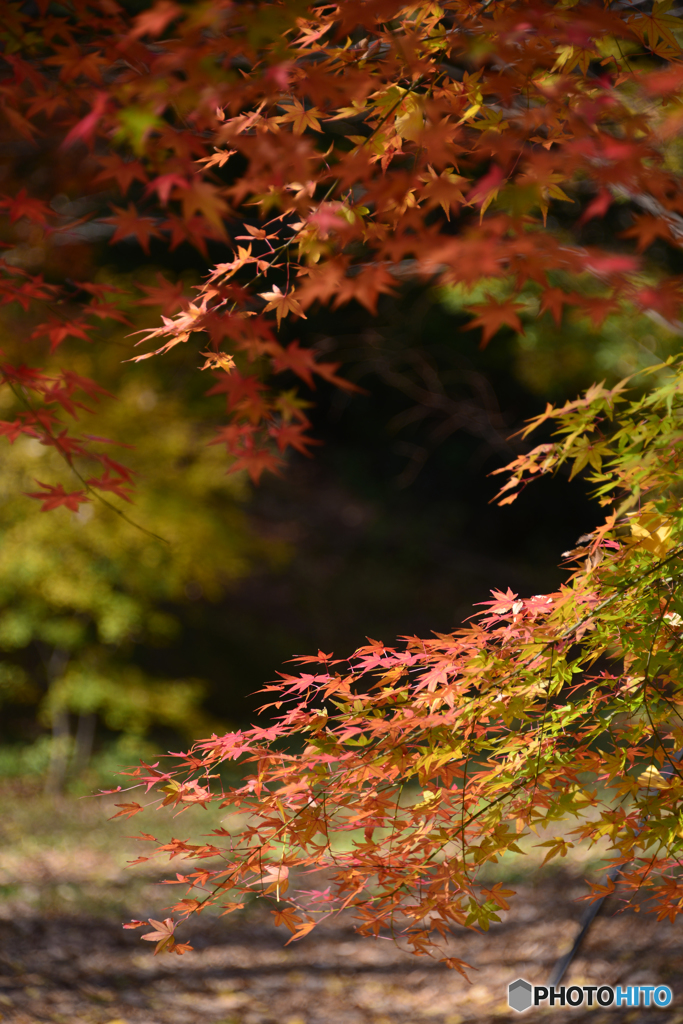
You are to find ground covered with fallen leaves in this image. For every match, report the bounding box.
[0,783,681,1024]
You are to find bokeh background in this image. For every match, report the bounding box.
[2,224,677,789]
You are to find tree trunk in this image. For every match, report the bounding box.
[71,712,96,778]
[43,648,71,797]
[44,707,70,796]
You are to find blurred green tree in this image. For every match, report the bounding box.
[0,269,277,790]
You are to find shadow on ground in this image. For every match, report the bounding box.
[0,786,680,1024]
[1,869,682,1024]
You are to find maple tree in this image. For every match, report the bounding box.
[4,0,683,968]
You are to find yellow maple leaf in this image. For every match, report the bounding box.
[199,351,235,373]
[627,512,674,558]
[637,766,669,790]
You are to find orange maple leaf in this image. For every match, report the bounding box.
[272,907,302,932]
[439,957,472,978]
[284,919,316,944]
[629,2,682,55]
[419,167,467,219]
[278,100,323,134]
[172,898,202,914]
[140,917,190,955]
[259,286,307,327]
[109,802,144,820]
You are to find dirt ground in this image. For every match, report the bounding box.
[2,870,683,1024]
[0,789,681,1024]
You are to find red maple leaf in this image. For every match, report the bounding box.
[538,288,576,326]
[161,213,223,257]
[578,295,621,327]
[59,370,112,401]
[0,363,52,388]
[578,189,612,226]
[0,418,38,443]
[43,429,89,462]
[84,301,132,326]
[31,316,92,352]
[105,204,162,254]
[631,281,683,321]
[95,453,135,483]
[269,421,322,456]
[40,384,92,419]
[466,298,525,347]
[85,469,134,503]
[2,105,40,141]
[310,359,364,393]
[228,447,283,483]
[585,253,639,277]
[271,341,320,388]
[145,174,190,206]
[138,273,188,315]
[62,91,109,150]
[94,156,148,193]
[208,423,255,454]
[179,180,229,233]
[206,371,267,409]
[331,264,396,314]
[0,189,52,226]
[465,165,506,212]
[25,481,90,512]
[129,0,183,39]
[620,214,673,251]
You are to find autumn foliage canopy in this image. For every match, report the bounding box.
[5,0,683,965]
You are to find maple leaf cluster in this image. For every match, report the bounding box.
[118,351,683,959]
[5,0,683,966]
[0,359,132,511]
[3,0,683,494]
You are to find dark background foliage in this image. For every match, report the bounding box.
[142,284,599,726]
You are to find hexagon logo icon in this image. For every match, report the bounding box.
[508,978,533,1012]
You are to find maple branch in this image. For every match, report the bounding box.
[4,381,168,544]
